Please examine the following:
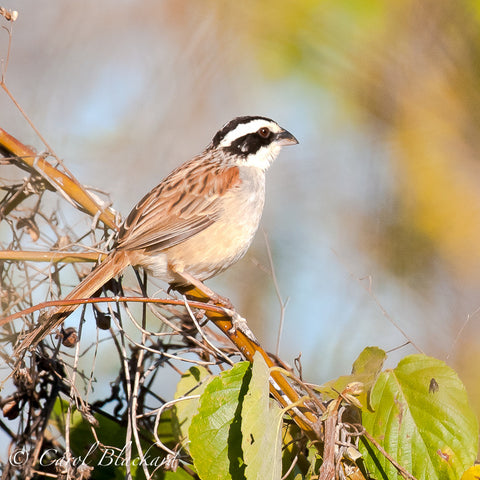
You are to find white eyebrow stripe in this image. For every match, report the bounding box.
[219,119,281,147]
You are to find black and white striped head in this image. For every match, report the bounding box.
[208,116,298,170]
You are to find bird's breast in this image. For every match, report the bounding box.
[165,168,266,281]
[129,167,266,284]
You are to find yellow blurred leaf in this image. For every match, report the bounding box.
[460,464,480,480]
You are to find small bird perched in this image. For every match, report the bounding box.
[19,115,298,350]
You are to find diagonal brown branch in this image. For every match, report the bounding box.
[178,285,322,441]
[0,127,118,231]
[4,289,322,443]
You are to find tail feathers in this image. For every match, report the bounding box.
[16,251,130,353]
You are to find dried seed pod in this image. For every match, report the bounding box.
[16,217,40,242]
[2,397,20,420]
[60,327,78,348]
[95,311,111,330]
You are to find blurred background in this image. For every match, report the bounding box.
[2,0,480,419]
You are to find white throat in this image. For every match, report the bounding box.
[241,144,282,171]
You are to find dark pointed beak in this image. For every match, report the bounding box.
[275,129,299,146]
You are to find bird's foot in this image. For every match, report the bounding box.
[222,308,258,343]
[207,291,234,310]
[170,268,256,342]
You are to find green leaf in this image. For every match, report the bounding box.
[162,471,195,480]
[360,354,479,480]
[189,361,251,480]
[316,346,386,410]
[351,346,386,376]
[172,366,212,451]
[241,352,283,480]
[304,446,322,480]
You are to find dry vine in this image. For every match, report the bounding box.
[0,108,378,480]
[0,14,405,480]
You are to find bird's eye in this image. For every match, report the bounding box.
[258,127,270,138]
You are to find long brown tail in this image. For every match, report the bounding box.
[16,250,131,353]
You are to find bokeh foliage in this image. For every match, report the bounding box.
[215,0,480,278]
[2,0,480,467]
[205,0,480,419]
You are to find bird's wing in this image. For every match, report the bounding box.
[115,157,241,252]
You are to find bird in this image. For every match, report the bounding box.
[18,115,298,351]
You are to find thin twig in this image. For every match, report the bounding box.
[0,250,107,263]
[362,429,418,480]
[64,308,87,473]
[151,395,200,456]
[446,306,480,361]
[0,9,15,82]
[262,230,290,357]
[110,309,215,365]
[183,295,234,366]
[331,248,423,353]
[116,303,133,479]
[131,330,151,479]
[0,295,230,327]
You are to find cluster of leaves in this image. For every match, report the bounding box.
[41,348,478,479]
[179,349,479,479]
